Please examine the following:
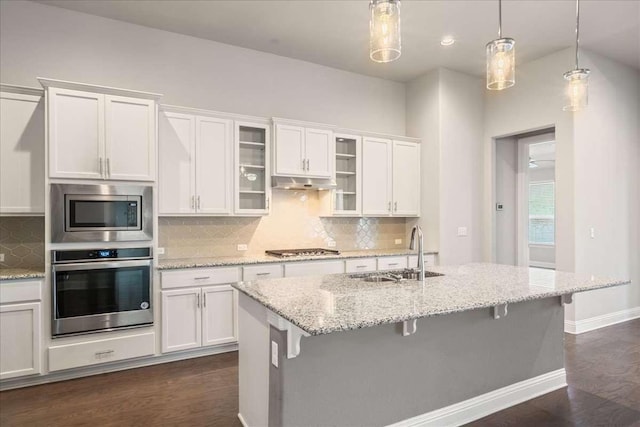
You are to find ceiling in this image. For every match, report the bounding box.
[35,0,640,82]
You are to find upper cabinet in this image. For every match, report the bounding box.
[273,120,333,178]
[333,134,362,216]
[39,78,161,182]
[235,121,271,215]
[362,137,420,217]
[0,85,45,214]
[158,108,233,215]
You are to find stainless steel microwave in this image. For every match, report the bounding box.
[51,184,153,243]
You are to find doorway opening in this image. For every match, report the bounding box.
[495,129,556,268]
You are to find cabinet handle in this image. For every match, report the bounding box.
[266,197,270,210]
[203,292,207,308]
[95,350,114,358]
[306,159,310,171]
[356,265,368,268]
[191,196,195,209]
[394,201,398,212]
[106,158,111,178]
[256,272,271,276]
[388,263,399,266]
[388,201,391,212]
[197,293,201,308]
[197,195,201,209]
[302,158,306,171]
[99,157,104,177]
[194,276,210,280]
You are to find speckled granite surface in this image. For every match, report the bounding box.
[0,268,45,280]
[233,263,630,336]
[157,249,438,270]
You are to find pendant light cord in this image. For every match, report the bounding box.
[498,0,502,39]
[575,0,580,70]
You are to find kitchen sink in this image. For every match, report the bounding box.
[350,269,444,282]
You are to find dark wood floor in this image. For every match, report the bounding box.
[1,320,639,427]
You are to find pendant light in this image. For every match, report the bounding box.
[563,0,590,111]
[486,0,515,90]
[369,0,401,63]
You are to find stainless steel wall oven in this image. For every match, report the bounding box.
[52,247,153,336]
[51,184,152,243]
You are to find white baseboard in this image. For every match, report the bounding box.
[0,343,237,391]
[565,306,640,334]
[238,413,248,427]
[387,369,567,427]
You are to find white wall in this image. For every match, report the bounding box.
[407,68,484,265]
[572,50,640,321]
[494,137,517,265]
[484,47,640,323]
[0,0,405,135]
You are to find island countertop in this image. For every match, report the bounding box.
[232,263,630,336]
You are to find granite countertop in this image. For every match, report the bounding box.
[0,268,46,280]
[233,263,630,336]
[157,249,438,270]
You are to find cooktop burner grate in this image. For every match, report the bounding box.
[265,248,341,258]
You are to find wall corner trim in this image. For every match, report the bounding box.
[386,369,567,427]
[564,306,640,335]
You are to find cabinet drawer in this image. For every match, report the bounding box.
[0,279,42,304]
[48,332,155,372]
[345,258,377,273]
[377,256,408,271]
[161,267,240,289]
[243,264,283,281]
[408,254,437,269]
[284,260,345,277]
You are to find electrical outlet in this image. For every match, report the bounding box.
[327,241,337,248]
[457,227,468,237]
[157,247,165,255]
[395,239,402,245]
[0,253,4,263]
[237,244,248,251]
[271,341,279,368]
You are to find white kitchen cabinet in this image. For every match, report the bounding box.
[243,264,283,281]
[408,254,437,268]
[0,279,42,380]
[362,137,420,217]
[377,256,408,271]
[158,109,232,215]
[202,285,237,347]
[235,121,271,215]
[284,260,345,277]
[333,134,362,216]
[273,121,333,178]
[40,78,160,182]
[0,86,45,214]
[345,258,377,273]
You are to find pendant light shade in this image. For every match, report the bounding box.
[563,0,590,111]
[486,0,515,90]
[369,0,401,63]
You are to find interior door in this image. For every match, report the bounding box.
[202,286,237,347]
[158,111,196,214]
[392,141,420,216]
[304,128,333,178]
[105,95,156,181]
[161,288,202,353]
[362,137,392,216]
[274,124,305,175]
[195,116,232,214]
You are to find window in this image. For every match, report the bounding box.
[529,182,555,245]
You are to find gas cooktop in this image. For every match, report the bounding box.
[265,248,341,258]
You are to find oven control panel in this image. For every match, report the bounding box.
[53,247,152,263]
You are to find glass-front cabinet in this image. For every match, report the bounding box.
[333,134,361,216]
[235,121,270,215]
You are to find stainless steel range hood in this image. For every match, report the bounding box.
[271,176,337,190]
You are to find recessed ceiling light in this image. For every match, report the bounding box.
[441,36,455,46]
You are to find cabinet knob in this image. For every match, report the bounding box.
[394,201,398,212]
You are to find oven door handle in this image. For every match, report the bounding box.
[52,259,152,272]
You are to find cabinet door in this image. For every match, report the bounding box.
[0,302,41,379]
[202,285,237,347]
[304,128,333,178]
[161,288,201,353]
[362,137,392,216]
[159,111,196,214]
[195,116,232,214]
[105,95,156,181]
[274,124,305,175]
[0,91,45,214]
[235,121,270,215]
[48,87,104,179]
[392,141,420,216]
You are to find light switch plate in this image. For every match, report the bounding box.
[327,241,337,247]
[0,253,4,262]
[395,239,402,245]
[237,244,248,251]
[271,341,279,368]
[457,227,468,237]
[156,247,165,255]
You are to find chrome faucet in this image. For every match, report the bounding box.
[409,225,425,281]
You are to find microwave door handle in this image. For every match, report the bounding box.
[52,260,152,271]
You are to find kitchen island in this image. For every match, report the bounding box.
[233,263,629,427]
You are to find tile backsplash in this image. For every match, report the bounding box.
[159,191,409,259]
[0,216,45,268]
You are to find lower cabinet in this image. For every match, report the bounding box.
[0,279,42,380]
[162,285,237,353]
